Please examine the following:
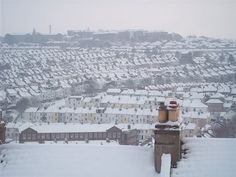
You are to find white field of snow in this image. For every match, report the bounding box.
[172,138,236,177]
[0,143,157,177]
[1,138,236,177]
[160,154,171,177]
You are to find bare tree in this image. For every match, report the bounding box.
[15,98,30,113]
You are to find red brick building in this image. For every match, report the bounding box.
[19,124,138,145]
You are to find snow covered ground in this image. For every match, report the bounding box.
[0,143,157,177]
[1,138,236,177]
[172,138,236,177]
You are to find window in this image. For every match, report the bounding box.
[46,134,50,140]
[70,133,74,139]
[103,132,107,138]
[117,132,121,138]
[80,133,84,139]
[65,133,69,138]
[27,133,31,140]
[23,134,26,140]
[94,132,97,139]
[98,132,103,139]
[60,133,65,139]
[41,134,45,140]
[89,132,93,139]
[37,134,41,139]
[112,132,116,138]
[51,133,55,139]
[56,133,60,139]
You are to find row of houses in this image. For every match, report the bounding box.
[67,85,236,109]
[66,94,166,109]
[23,90,234,124]
[22,106,159,124]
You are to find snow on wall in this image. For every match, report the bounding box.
[172,138,236,177]
[160,154,171,177]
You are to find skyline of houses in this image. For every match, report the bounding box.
[0,33,236,144]
[1,31,236,177]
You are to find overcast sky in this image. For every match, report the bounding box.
[1,0,236,39]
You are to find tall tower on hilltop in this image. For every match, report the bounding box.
[32,28,36,35]
[0,109,6,144]
[49,24,52,34]
[154,100,182,173]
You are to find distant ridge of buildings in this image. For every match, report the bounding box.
[3,28,63,45]
[3,29,183,45]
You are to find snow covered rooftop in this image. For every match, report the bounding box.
[183,123,196,130]
[182,99,208,108]
[19,123,121,133]
[182,111,210,119]
[0,144,157,177]
[18,123,156,133]
[172,138,236,177]
[100,95,146,105]
[231,88,236,95]
[210,92,225,99]
[206,99,224,104]
[107,88,121,94]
